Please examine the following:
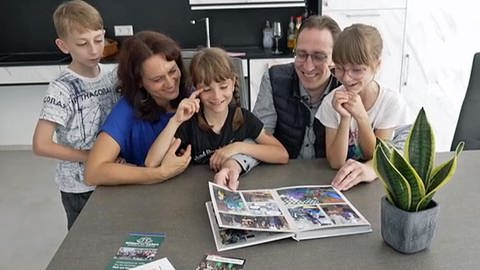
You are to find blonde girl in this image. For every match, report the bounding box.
[316,23,408,171]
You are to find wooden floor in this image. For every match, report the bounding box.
[0,150,66,269]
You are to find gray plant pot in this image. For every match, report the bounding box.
[381,196,440,254]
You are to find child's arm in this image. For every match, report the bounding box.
[145,90,201,167]
[209,129,288,169]
[324,117,350,169]
[323,89,352,168]
[251,129,289,163]
[355,117,384,160]
[347,93,391,161]
[214,159,242,190]
[85,133,191,185]
[32,119,89,162]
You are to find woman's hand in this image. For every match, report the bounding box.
[155,138,191,180]
[331,159,377,191]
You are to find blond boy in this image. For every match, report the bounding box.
[32,0,118,229]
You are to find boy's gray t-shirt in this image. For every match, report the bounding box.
[39,64,119,193]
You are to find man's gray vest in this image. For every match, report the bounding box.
[269,63,339,158]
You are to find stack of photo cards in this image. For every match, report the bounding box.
[195,254,246,270]
[106,232,166,270]
[130,257,176,270]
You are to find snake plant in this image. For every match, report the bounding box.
[373,108,464,212]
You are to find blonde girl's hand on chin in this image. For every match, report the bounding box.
[343,92,368,121]
[332,89,351,118]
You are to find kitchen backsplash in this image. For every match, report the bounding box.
[0,0,308,54]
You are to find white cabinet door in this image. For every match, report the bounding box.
[190,0,303,3]
[248,58,294,110]
[0,66,62,84]
[400,1,480,151]
[324,9,406,91]
[189,0,305,9]
[190,0,246,4]
[322,0,406,11]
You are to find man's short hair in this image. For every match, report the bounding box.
[297,15,342,43]
[53,0,103,38]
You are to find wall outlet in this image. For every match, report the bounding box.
[114,25,134,37]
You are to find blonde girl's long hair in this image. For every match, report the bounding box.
[189,47,244,132]
[332,23,383,69]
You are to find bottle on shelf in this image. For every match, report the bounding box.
[286,16,296,53]
[262,20,274,50]
[295,16,303,37]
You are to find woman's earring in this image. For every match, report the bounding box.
[141,90,151,103]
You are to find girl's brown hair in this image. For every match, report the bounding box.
[189,47,244,131]
[117,31,188,121]
[332,23,383,69]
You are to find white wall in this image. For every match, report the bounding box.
[0,84,47,149]
[401,1,480,151]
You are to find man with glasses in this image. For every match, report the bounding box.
[252,15,342,160]
[217,15,409,191]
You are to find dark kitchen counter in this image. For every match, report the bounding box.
[222,46,294,59]
[0,47,293,67]
[0,52,72,67]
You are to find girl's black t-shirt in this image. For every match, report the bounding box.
[175,106,263,164]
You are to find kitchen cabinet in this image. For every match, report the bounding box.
[399,1,480,151]
[0,66,63,85]
[322,0,407,91]
[189,0,305,10]
[248,57,294,110]
[322,0,406,10]
[191,0,304,3]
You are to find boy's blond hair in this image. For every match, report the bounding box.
[53,0,103,38]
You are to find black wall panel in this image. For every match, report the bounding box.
[0,0,310,54]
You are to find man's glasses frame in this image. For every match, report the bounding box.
[294,50,329,65]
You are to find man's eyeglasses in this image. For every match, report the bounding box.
[294,50,329,65]
[332,65,368,80]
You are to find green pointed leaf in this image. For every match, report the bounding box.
[405,108,435,186]
[426,142,463,192]
[390,147,425,211]
[417,142,464,210]
[374,142,411,210]
[375,138,394,194]
[427,156,457,192]
[376,137,394,156]
[416,193,435,211]
[385,189,394,203]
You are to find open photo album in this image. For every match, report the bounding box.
[206,182,372,251]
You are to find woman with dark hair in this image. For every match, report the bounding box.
[85,31,192,185]
[145,47,288,190]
